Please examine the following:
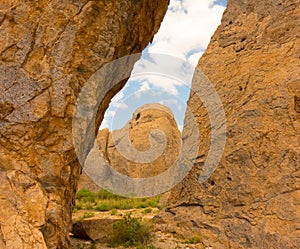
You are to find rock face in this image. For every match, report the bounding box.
[71,218,119,242]
[0,1,169,248]
[161,0,300,248]
[78,103,182,191]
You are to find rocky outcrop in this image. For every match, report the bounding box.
[78,103,182,192]
[160,0,300,248]
[71,218,119,242]
[0,1,169,248]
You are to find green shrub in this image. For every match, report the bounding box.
[97,189,124,200]
[111,208,118,215]
[80,212,95,220]
[142,208,152,214]
[108,213,153,247]
[146,197,160,208]
[74,189,161,212]
[96,203,112,211]
[73,203,83,212]
[137,202,147,208]
[114,199,136,210]
[76,189,97,203]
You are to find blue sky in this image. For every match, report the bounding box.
[100,0,227,131]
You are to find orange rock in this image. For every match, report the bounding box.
[161,0,300,248]
[0,1,169,248]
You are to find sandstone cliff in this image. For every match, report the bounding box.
[160,0,300,248]
[1,0,299,248]
[0,1,169,248]
[78,103,182,191]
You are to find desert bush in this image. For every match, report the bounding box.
[95,202,112,211]
[108,213,153,247]
[111,208,118,215]
[74,189,160,212]
[142,208,152,214]
[80,212,95,220]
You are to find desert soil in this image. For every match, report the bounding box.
[70,209,207,249]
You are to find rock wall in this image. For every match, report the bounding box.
[162,0,300,248]
[78,103,182,191]
[0,0,169,248]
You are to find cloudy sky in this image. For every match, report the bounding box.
[100,0,227,131]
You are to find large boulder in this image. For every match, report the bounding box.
[0,1,169,248]
[160,0,300,248]
[71,218,120,242]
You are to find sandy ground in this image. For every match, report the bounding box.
[70,209,206,249]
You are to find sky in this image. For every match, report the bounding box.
[100,0,227,131]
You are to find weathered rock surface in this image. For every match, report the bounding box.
[71,208,158,244]
[71,218,119,242]
[160,0,300,248]
[0,1,169,248]
[78,103,182,192]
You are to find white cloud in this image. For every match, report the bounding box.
[148,0,225,61]
[112,92,124,104]
[188,51,205,66]
[134,81,151,98]
[100,110,116,130]
[134,75,179,96]
[118,102,129,109]
[100,0,225,129]
[130,0,225,98]
[132,53,194,88]
[139,81,151,92]
[110,92,126,109]
[159,99,183,112]
[108,91,128,112]
[100,119,109,130]
[160,99,179,105]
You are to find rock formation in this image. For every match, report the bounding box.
[78,103,182,192]
[0,1,169,248]
[1,0,299,248]
[160,0,300,248]
[71,218,120,243]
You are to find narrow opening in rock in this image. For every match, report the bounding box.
[99,0,227,132]
[72,0,227,247]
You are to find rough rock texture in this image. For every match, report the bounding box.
[160,0,300,248]
[0,1,169,248]
[71,218,119,242]
[78,103,182,191]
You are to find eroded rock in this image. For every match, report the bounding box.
[0,1,169,248]
[161,0,300,248]
[78,103,182,192]
[71,218,119,242]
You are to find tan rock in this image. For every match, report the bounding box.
[0,1,169,248]
[78,103,182,191]
[160,0,300,248]
[71,218,120,242]
[2,0,298,248]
